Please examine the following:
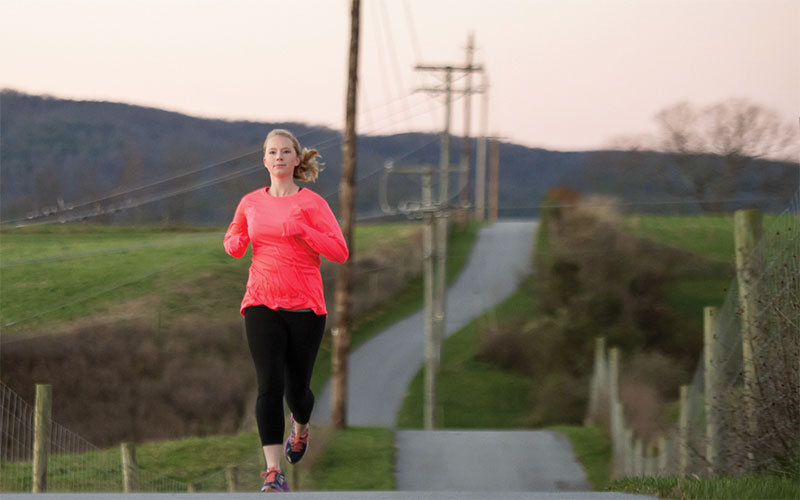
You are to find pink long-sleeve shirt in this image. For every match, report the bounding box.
[223,187,348,315]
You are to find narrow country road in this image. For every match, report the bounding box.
[313,220,539,426]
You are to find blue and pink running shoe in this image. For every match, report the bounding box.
[260,467,290,492]
[284,414,310,464]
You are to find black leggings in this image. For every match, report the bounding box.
[244,305,326,446]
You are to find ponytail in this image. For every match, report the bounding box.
[295,148,322,182]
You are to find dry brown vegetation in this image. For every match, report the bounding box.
[478,191,724,433]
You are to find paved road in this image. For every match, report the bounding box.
[313,220,539,426]
[396,430,590,492]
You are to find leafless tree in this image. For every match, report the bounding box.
[654,99,798,211]
[607,99,799,212]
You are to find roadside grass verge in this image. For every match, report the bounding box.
[609,475,800,500]
[309,427,395,491]
[548,425,612,491]
[396,278,537,429]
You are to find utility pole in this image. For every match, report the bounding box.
[474,72,489,220]
[332,0,360,429]
[379,163,442,429]
[414,52,483,429]
[488,138,500,222]
[458,33,475,209]
[421,168,437,430]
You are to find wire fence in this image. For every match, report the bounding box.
[586,191,800,477]
[0,382,188,492]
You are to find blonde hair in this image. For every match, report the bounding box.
[263,129,321,182]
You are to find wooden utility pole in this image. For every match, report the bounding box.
[414,51,483,429]
[458,33,475,208]
[421,169,437,430]
[379,163,441,429]
[488,138,500,221]
[331,0,360,429]
[474,71,489,220]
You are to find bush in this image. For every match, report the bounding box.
[528,372,589,426]
[1,319,252,446]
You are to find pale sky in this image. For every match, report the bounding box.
[1,0,798,151]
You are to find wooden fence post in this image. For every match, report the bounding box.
[608,348,622,476]
[657,435,669,476]
[226,465,238,492]
[645,443,656,477]
[585,337,607,426]
[678,385,690,476]
[121,442,138,492]
[624,428,634,477]
[32,384,52,493]
[633,438,643,477]
[734,208,763,453]
[703,306,722,474]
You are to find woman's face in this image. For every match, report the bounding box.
[263,135,301,179]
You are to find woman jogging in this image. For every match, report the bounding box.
[224,129,348,492]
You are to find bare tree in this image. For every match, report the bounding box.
[653,99,798,211]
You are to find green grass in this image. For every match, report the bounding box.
[625,214,742,334]
[352,223,418,255]
[0,432,263,493]
[549,425,612,490]
[609,475,800,500]
[626,214,737,262]
[397,279,537,429]
[0,230,232,330]
[0,223,421,336]
[310,427,395,491]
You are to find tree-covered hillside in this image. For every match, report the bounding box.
[1,90,796,226]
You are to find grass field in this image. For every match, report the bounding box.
[0,222,421,336]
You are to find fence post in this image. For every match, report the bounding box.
[703,306,722,474]
[226,465,238,492]
[678,385,690,476]
[624,428,634,477]
[32,384,52,493]
[585,337,606,426]
[633,438,643,477]
[121,442,138,492]
[657,435,669,476]
[734,208,763,455]
[608,348,622,476]
[645,443,656,477]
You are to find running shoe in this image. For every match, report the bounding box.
[260,467,290,492]
[284,414,309,464]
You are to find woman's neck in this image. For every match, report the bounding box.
[268,177,300,197]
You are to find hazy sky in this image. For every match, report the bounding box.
[1,0,798,151]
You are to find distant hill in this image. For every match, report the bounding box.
[1,90,796,226]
